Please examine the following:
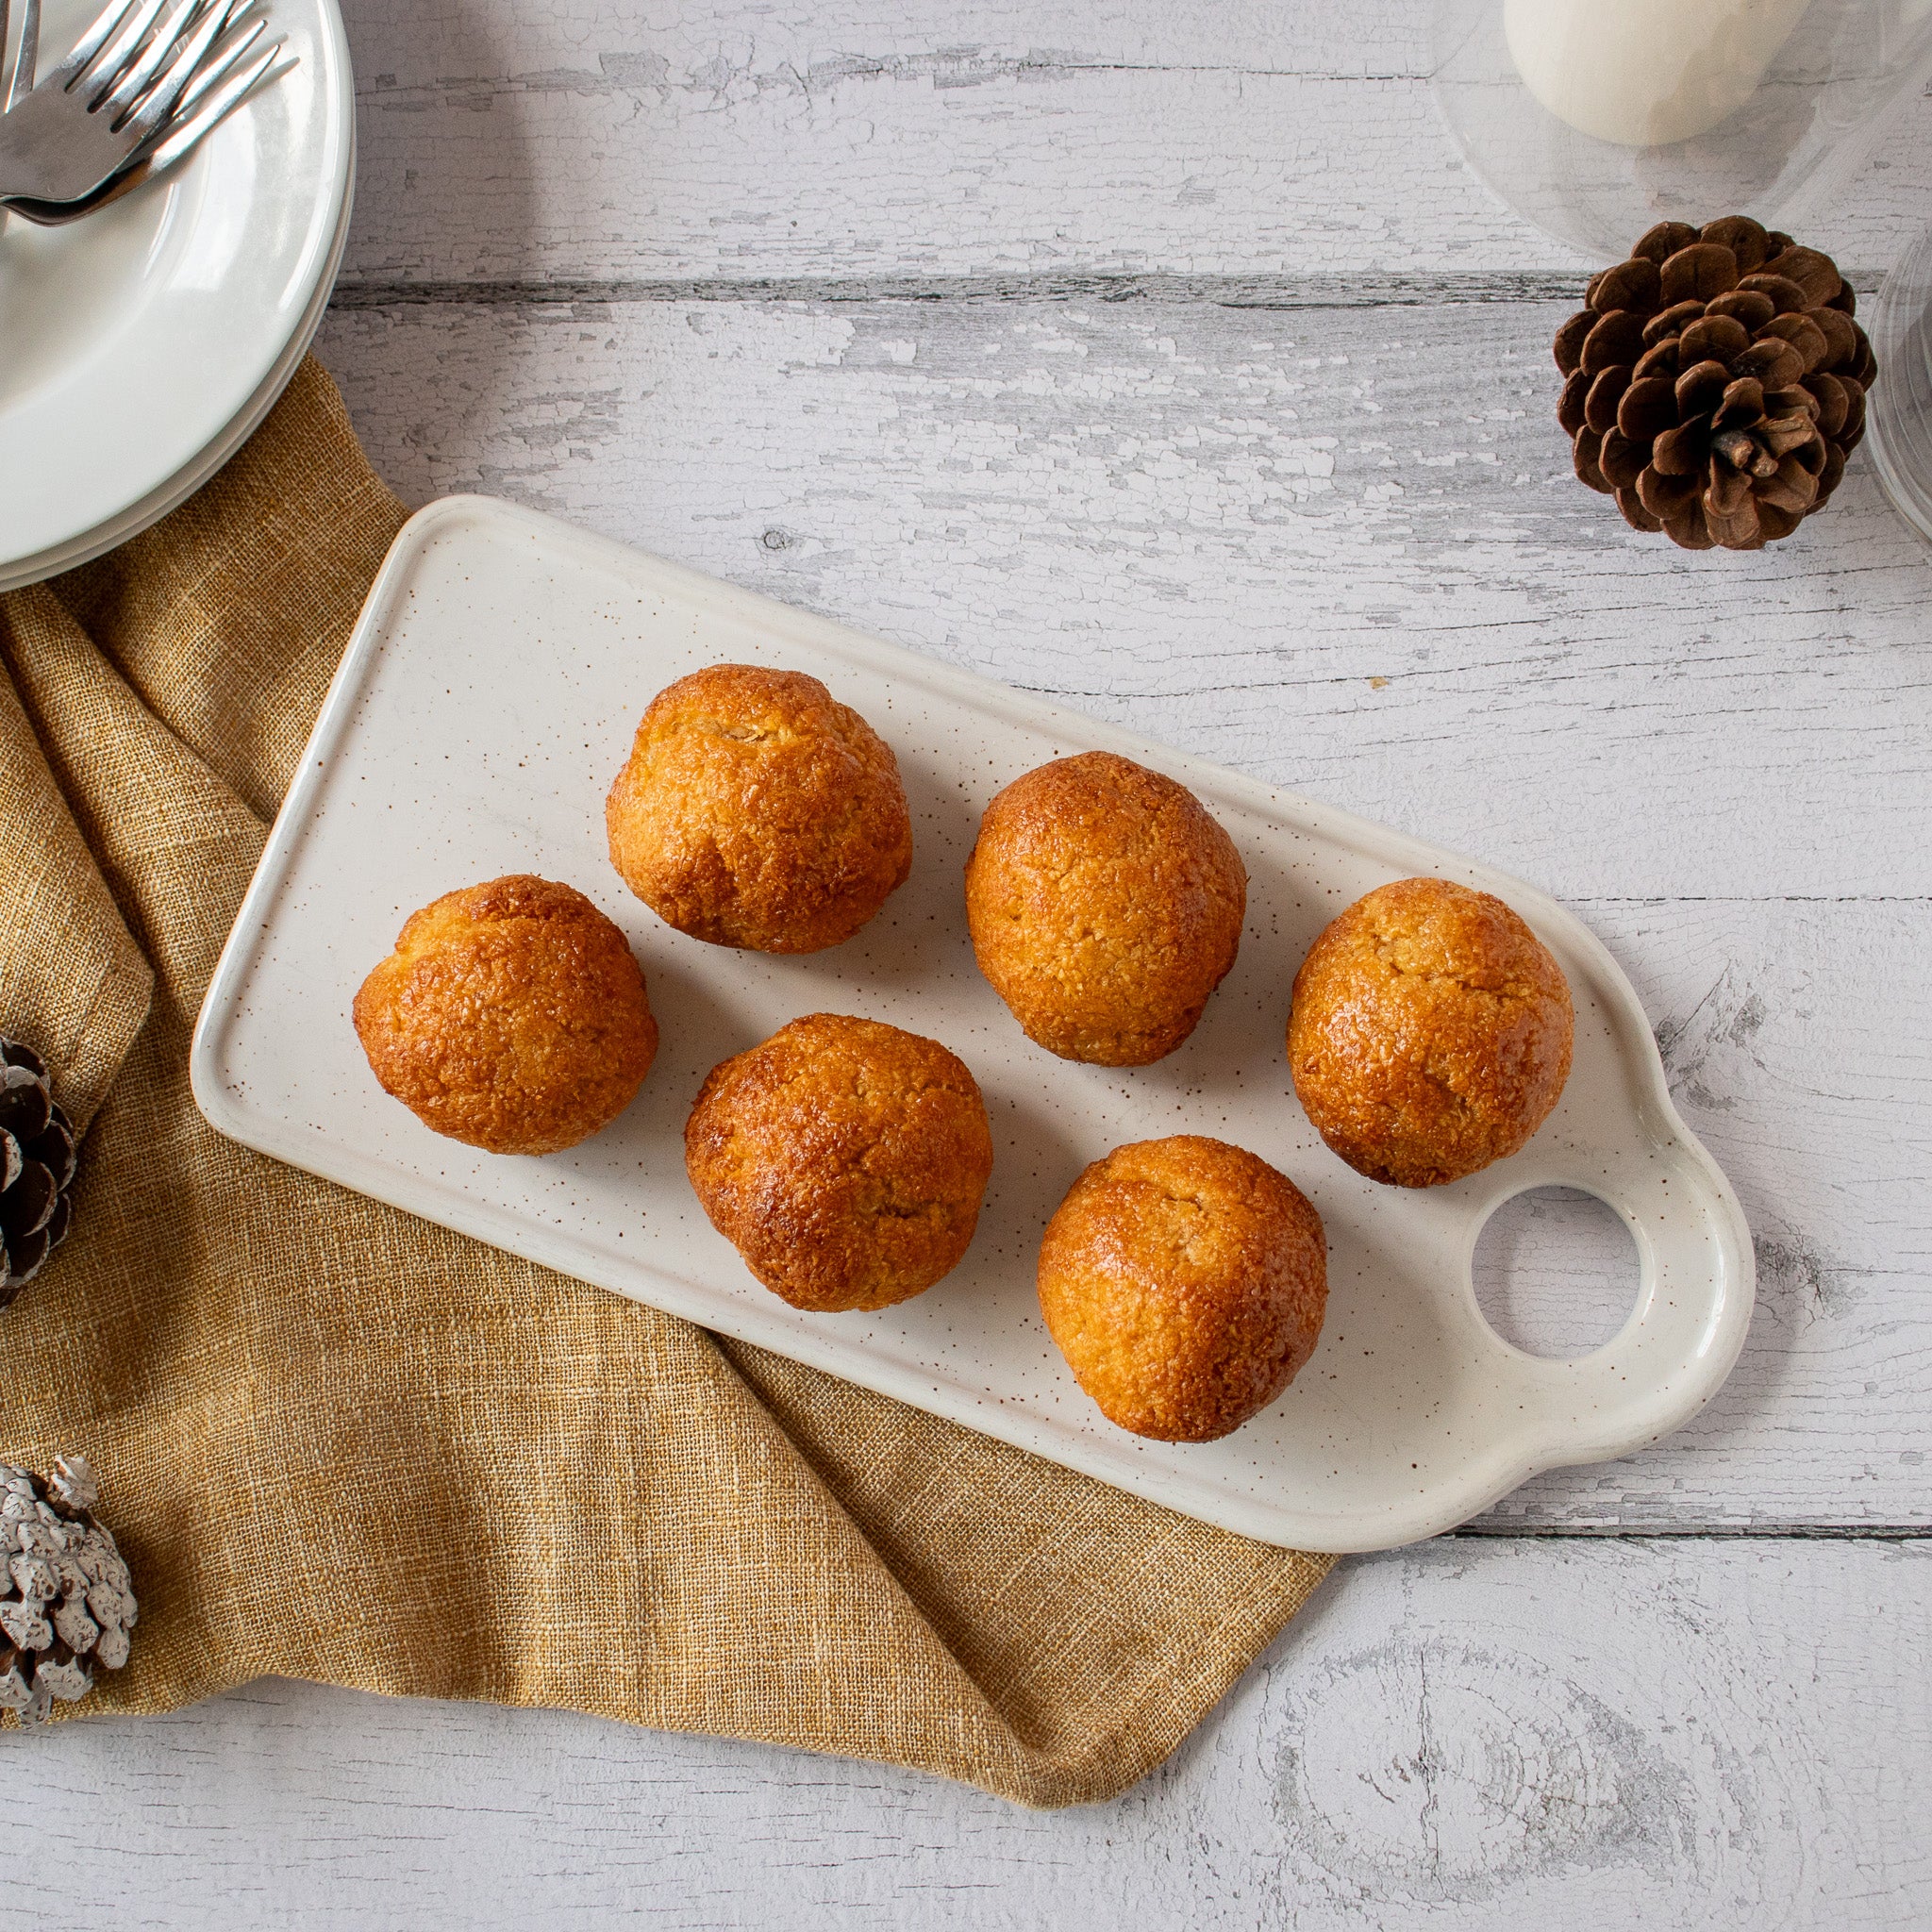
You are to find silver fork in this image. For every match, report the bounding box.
[2,26,286,225]
[0,0,274,204]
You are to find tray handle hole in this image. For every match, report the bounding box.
[1473,1186,1639,1360]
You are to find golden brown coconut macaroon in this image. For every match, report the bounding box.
[1288,876,1574,1189]
[606,663,913,954]
[1038,1135,1327,1443]
[964,751,1246,1066]
[353,874,658,1155]
[685,1013,994,1313]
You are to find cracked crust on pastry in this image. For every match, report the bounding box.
[1037,1135,1327,1442]
[353,874,658,1155]
[1288,876,1574,1188]
[684,1013,994,1311]
[963,751,1247,1065]
[606,663,912,954]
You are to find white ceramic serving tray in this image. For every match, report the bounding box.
[192,498,1755,1553]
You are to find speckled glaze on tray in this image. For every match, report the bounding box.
[191,497,1754,1553]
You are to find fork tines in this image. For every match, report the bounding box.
[0,0,291,214]
[67,0,256,122]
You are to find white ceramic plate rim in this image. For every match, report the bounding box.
[192,498,1757,1553]
[0,0,352,570]
[0,128,353,594]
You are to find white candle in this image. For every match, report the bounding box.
[1506,0,1813,146]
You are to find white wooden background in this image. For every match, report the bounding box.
[5,1,1931,1923]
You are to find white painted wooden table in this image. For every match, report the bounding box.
[6,3,1930,1924]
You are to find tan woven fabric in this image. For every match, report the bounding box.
[0,358,1332,1806]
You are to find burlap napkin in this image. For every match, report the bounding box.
[0,358,1332,1806]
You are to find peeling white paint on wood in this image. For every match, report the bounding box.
[336,0,1932,283]
[0,1541,1925,1927]
[315,299,1932,904]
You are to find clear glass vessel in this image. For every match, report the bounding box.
[1430,0,1932,263]
[1868,219,1932,541]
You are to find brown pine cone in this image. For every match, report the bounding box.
[0,1038,77,1308]
[1555,216,1876,550]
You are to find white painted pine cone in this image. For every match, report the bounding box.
[0,1457,136,1725]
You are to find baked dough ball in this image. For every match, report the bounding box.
[964,752,1246,1065]
[1289,876,1574,1189]
[353,874,658,1155]
[1038,1136,1326,1442]
[685,1013,994,1312]
[606,664,912,954]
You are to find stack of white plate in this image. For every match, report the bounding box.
[0,0,353,592]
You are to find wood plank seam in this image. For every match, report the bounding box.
[1451,1525,1932,1541]
[327,272,1888,308]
